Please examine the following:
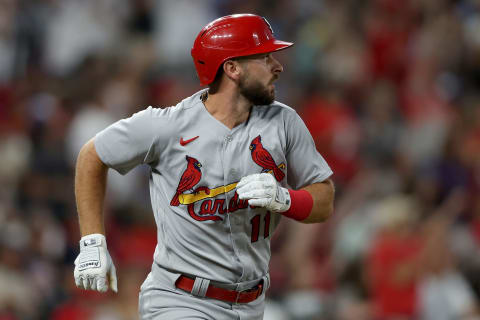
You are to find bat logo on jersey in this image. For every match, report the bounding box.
[170,156,210,206]
[249,135,285,182]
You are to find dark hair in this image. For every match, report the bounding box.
[208,64,225,93]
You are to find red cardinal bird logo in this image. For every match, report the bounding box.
[170,155,204,206]
[249,135,285,182]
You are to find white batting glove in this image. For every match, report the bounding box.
[237,173,291,212]
[74,233,118,293]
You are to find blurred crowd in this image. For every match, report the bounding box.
[1,0,480,319]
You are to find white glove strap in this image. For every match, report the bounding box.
[270,185,291,212]
[77,234,106,272]
[80,233,107,250]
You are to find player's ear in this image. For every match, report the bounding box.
[223,59,243,82]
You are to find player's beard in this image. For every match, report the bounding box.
[238,75,275,106]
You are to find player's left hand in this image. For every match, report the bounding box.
[237,173,291,212]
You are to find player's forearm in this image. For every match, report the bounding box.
[75,138,108,236]
[299,179,335,224]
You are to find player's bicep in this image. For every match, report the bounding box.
[285,112,333,189]
[94,107,158,175]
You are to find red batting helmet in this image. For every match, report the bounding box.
[191,14,294,86]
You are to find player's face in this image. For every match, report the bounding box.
[237,53,283,105]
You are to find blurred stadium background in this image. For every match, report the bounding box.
[1,0,480,319]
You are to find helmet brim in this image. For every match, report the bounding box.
[235,40,294,59]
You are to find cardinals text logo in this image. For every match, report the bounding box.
[170,137,285,222]
[170,155,243,222]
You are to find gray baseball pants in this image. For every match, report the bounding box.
[139,264,269,320]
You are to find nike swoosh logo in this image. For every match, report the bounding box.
[180,136,199,146]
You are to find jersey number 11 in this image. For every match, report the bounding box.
[250,212,271,243]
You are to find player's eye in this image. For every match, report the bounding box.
[255,53,269,61]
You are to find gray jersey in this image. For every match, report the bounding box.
[94,89,332,284]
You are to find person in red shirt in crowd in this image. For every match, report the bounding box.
[300,84,361,187]
[366,196,422,319]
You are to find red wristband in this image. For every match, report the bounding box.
[281,189,313,221]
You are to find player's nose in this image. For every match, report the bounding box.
[271,55,283,75]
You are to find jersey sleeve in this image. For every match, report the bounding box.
[94,106,159,175]
[285,111,333,189]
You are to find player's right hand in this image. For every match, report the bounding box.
[237,173,291,212]
[74,233,118,293]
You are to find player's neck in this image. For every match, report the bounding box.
[203,89,251,130]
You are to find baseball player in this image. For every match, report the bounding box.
[73,14,334,320]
